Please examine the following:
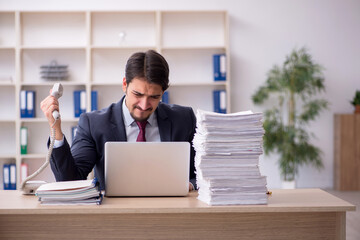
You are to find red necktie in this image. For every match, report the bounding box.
[136,121,147,142]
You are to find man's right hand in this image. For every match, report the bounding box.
[40,89,64,140]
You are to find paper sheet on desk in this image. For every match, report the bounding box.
[35,179,102,205]
[36,179,96,191]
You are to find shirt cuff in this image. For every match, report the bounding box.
[53,135,65,148]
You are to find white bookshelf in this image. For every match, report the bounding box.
[91,12,157,48]
[0,10,230,189]
[0,12,16,47]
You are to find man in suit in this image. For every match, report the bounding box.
[40,50,196,191]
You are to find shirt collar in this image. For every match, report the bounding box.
[122,97,157,127]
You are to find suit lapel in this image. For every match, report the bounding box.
[156,103,171,141]
[110,96,127,141]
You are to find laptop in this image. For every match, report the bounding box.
[104,142,190,197]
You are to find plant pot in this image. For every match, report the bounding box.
[355,105,360,114]
[282,180,296,189]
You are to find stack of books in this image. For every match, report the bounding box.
[35,179,102,205]
[193,109,268,205]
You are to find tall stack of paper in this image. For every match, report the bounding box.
[35,179,102,205]
[193,109,268,205]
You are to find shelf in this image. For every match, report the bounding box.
[0,82,15,86]
[0,86,16,120]
[21,12,86,47]
[161,46,226,51]
[0,10,230,189]
[91,85,125,110]
[0,122,16,156]
[0,46,15,49]
[20,118,47,123]
[161,12,226,48]
[91,12,157,47]
[61,118,81,123]
[162,48,226,85]
[91,82,122,86]
[21,48,87,84]
[91,46,156,50]
[21,46,86,50]
[0,12,16,48]
[90,82,227,87]
[20,153,46,159]
[91,48,134,84]
[20,118,79,123]
[170,82,227,87]
[0,48,15,83]
[167,85,226,113]
[0,154,16,159]
[21,82,86,87]
[21,156,56,182]
[0,119,16,123]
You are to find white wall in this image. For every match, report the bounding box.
[1,0,359,189]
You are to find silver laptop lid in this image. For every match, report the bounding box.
[104,142,190,197]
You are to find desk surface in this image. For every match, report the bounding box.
[0,188,355,215]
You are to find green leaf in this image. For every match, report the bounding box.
[299,99,329,123]
[252,47,328,180]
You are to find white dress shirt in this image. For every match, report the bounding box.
[53,98,161,148]
[122,98,161,142]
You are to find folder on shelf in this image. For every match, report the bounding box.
[20,127,28,155]
[26,91,36,118]
[20,163,28,184]
[213,54,226,81]
[20,90,27,118]
[213,90,227,113]
[3,164,10,190]
[162,91,169,104]
[91,91,98,111]
[74,90,86,118]
[10,163,16,190]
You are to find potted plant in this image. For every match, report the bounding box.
[252,47,328,188]
[350,90,360,114]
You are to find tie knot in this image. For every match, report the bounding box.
[136,121,147,130]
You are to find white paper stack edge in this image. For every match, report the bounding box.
[193,109,268,205]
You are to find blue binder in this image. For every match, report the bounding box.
[9,164,16,190]
[162,91,169,104]
[26,91,36,118]
[213,90,227,113]
[3,164,10,190]
[20,90,27,118]
[213,54,226,81]
[91,91,98,111]
[20,90,36,118]
[74,90,86,117]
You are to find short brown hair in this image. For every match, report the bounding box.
[125,50,169,91]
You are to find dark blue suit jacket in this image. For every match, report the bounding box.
[50,96,197,190]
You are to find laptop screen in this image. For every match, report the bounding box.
[104,142,190,197]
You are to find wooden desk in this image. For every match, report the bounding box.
[0,189,355,240]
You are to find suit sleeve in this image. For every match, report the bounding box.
[49,113,97,181]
